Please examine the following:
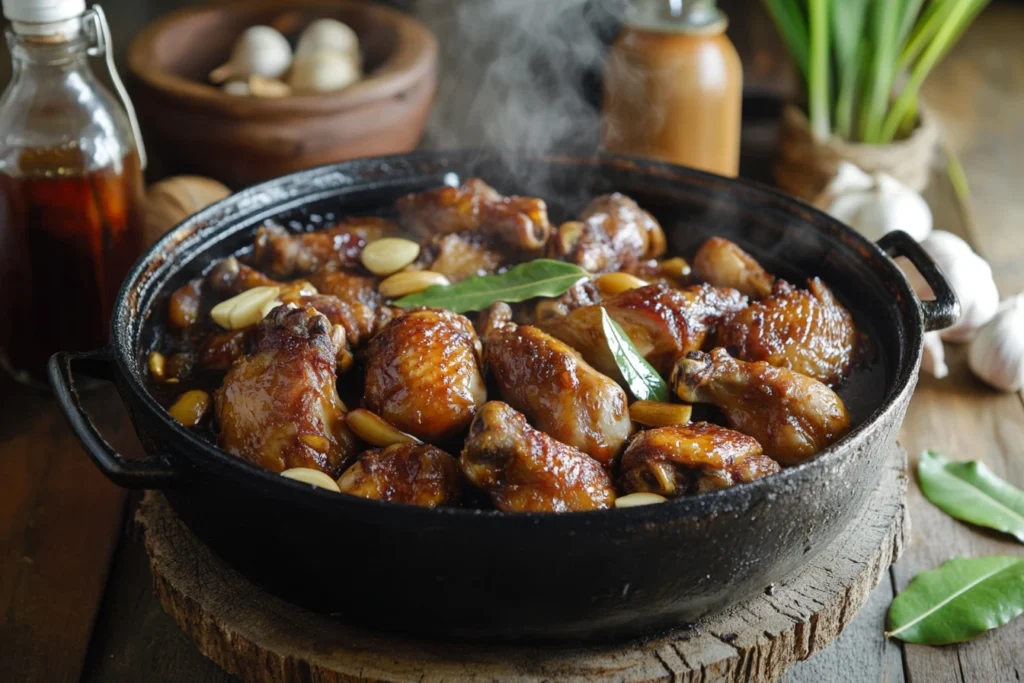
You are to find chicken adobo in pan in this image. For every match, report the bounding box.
[147,178,868,513]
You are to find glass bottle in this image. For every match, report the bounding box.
[0,0,146,387]
[601,0,743,177]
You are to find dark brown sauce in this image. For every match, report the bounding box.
[0,151,144,384]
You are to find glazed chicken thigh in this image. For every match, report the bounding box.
[337,443,461,507]
[540,283,747,377]
[692,237,775,299]
[672,348,851,466]
[214,305,357,476]
[620,422,781,497]
[716,278,858,385]
[363,309,487,444]
[461,401,616,512]
[484,315,632,465]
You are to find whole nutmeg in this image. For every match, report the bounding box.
[143,176,231,246]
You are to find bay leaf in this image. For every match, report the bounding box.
[919,450,1024,542]
[886,556,1024,644]
[600,307,669,402]
[393,259,588,313]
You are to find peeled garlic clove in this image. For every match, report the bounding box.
[968,295,1024,392]
[921,331,949,379]
[222,80,251,96]
[289,52,361,94]
[919,231,999,343]
[248,74,291,98]
[295,18,360,62]
[210,285,282,330]
[210,25,293,84]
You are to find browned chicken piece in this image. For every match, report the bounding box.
[460,401,616,512]
[287,270,399,348]
[715,278,857,385]
[618,421,778,497]
[397,178,551,255]
[214,305,357,477]
[540,283,747,378]
[251,217,397,277]
[672,348,851,466]
[529,279,603,325]
[206,256,279,296]
[692,237,775,299]
[485,319,632,465]
[198,328,252,370]
[414,230,506,282]
[363,309,487,444]
[620,422,781,496]
[337,443,461,507]
[551,193,667,273]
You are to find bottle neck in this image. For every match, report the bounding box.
[6,20,90,72]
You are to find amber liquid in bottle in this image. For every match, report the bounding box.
[0,149,144,385]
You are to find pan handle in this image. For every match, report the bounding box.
[878,230,961,332]
[48,348,179,489]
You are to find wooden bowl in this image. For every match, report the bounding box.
[127,0,438,188]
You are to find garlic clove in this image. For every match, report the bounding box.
[968,295,1024,392]
[295,18,361,63]
[288,52,362,94]
[248,74,292,98]
[210,25,293,84]
[918,231,999,343]
[921,331,949,379]
[222,80,251,96]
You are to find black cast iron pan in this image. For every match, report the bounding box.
[49,152,957,643]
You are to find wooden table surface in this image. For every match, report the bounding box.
[2,2,1024,682]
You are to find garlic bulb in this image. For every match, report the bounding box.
[295,18,361,63]
[289,52,361,94]
[143,176,231,247]
[968,295,1024,392]
[817,162,932,242]
[210,26,293,84]
[918,231,999,343]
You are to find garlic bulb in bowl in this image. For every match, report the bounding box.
[968,295,1024,392]
[818,162,932,242]
[210,26,293,84]
[289,52,362,93]
[918,231,999,343]
[295,18,361,64]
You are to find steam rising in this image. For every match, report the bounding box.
[414,0,626,157]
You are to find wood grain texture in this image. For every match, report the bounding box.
[135,446,906,683]
[0,381,130,683]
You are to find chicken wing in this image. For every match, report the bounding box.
[672,348,850,466]
[337,443,461,507]
[539,283,747,378]
[460,401,615,512]
[252,217,397,277]
[692,237,774,299]
[550,193,667,272]
[397,178,551,254]
[620,422,781,496]
[715,278,858,385]
[214,305,357,476]
[363,309,487,443]
[485,319,632,465]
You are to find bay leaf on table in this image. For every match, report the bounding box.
[393,259,588,313]
[600,307,669,402]
[918,450,1024,542]
[886,556,1024,645]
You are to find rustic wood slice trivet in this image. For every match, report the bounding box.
[138,444,908,683]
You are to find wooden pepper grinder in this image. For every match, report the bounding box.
[601,0,743,177]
